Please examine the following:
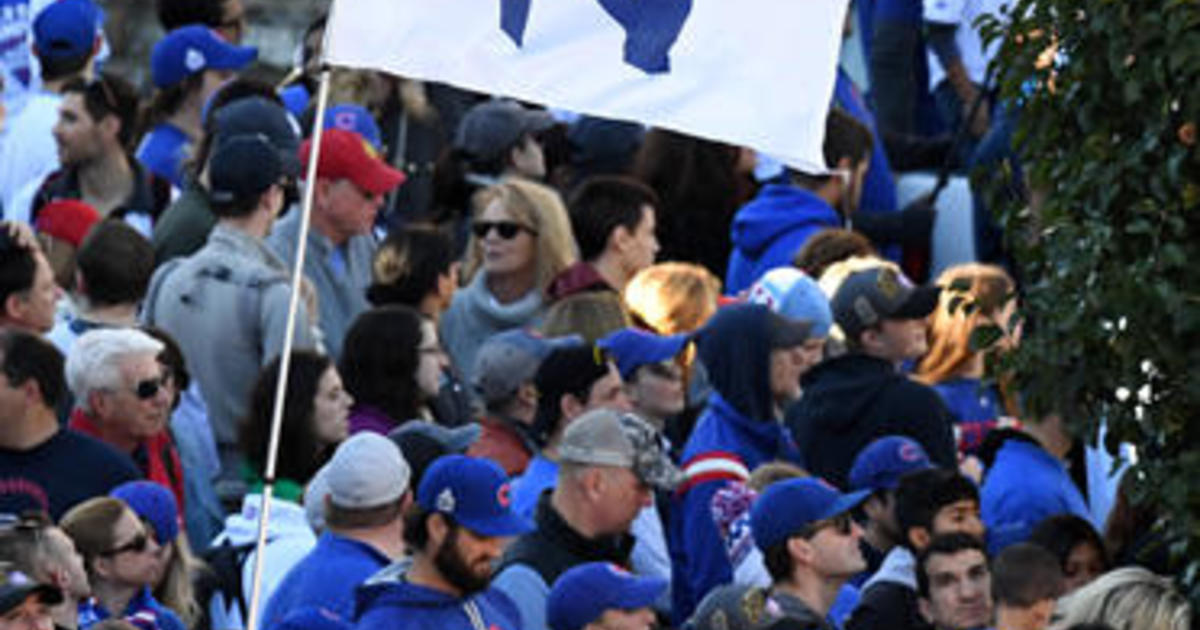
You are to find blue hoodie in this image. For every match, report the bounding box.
[725,184,841,295]
[354,561,523,630]
[670,305,802,620]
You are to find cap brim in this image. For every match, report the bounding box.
[461,511,535,538]
[1,584,63,615]
[892,285,941,320]
[210,45,258,72]
[818,489,871,521]
[520,109,556,135]
[612,575,668,610]
[769,317,814,349]
[353,161,407,195]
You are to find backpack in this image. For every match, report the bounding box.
[195,538,257,629]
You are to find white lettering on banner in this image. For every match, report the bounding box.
[325,0,850,173]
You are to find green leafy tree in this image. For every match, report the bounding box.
[979,0,1200,601]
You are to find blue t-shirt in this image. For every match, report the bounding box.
[932,377,1003,454]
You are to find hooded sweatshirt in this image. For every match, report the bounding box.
[355,560,523,630]
[785,354,957,489]
[725,184,841,295]
[846,546,929,630]
[671,305,802,620]
[440,271,545,386]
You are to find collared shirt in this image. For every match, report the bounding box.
[267,208,375,360]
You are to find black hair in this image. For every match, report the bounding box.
[156,0,226,30]
[916,532,987,598]
[1028,514,1109,578]
[135,73,205,144]
[762,540,792,583]
[895,468,980,550]
[992,542,1064,607]
[76,220,154,307]
[567,175,659,262]
[240,350,336,483]
[141,326,190,396]
[366,225,455,307]
[40,52,93,83]
[0,330,66,408]
[61,73,140,151]
[338,306,426,426]
[530,344,611,446]
[0,231,37,310]
[402,506,458,552]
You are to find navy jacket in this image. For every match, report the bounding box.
[355,561,522,630]
[786,354,957,488]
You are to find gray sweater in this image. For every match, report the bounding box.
[440,272,545,386]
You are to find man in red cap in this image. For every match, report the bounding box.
[267,127,405,360]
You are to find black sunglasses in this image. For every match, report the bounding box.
[100,532,149,556]
[798,512,855,540]
[472,220,534,240]
[131,375,170,400]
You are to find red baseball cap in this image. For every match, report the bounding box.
[35,199,101,247]
[300,128,406,195]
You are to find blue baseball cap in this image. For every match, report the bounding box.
[151,25,257,89]
[547,563,666,630]
[848,435,933,492]
[597,328,689,381]
[33,0,100,61]
[111,481,180,545]
[748,268,833,338]
[750,478,868,550]
[325,104,383,151]
[417,455,533,537]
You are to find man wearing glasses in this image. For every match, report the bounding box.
[64,328,182,511]
[748,477,869,630]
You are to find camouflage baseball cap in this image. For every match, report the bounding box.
[557,409,683,490]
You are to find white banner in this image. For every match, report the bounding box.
[325,0,850,173]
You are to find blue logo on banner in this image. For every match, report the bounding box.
[500,0,693,74]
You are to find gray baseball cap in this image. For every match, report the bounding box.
[325,433,411,509]
[455,99,555,162]
[831,265,940,340]
[557,409,682,490]
[472,329,583,406]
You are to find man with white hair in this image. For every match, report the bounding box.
[65,327,183,510]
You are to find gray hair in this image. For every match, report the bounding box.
[66,328,164,406]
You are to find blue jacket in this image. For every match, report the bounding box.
[671,305,802,620]
[833,69,901,264]
[263,532,391,628]
[355,561,523,630]
[135,122,190,189]
[725,185,841,295]
[981,436,1090,554]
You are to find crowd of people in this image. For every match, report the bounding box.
[0,1,1192,630]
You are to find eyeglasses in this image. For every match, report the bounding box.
[100,532,149,557]
[471,220,535,240]
[798,512,855,540]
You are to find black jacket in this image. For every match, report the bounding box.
[845,580,930,630]
[786,354,957,488]
[497,492,635,585]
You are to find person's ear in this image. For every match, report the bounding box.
[428,512,450,546]
[918,595,934,623]
[786,536,815,566]
[908,526,931,551]
[610,224,634,255]
[88,390,113,418]
[560,393,584,422]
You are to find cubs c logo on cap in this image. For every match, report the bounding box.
[496,482,512,508]
[899,442,922,462]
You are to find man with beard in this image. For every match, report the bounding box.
[847,436,934,584]
[355,455,533,630]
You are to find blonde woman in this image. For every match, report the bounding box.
[440,179,576,383]
[1052,567,1191,630]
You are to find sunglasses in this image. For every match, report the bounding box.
[130,375,170,401]
[100,532,149,557]
[798,512,855,540]
[472,220,534,240]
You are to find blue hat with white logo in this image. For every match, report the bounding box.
[750,478,868,550]
[848,435,933,492]
[151,25,257,88]
[417,455,533,537]
[547,562,666,630]
[597,327,689,381]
